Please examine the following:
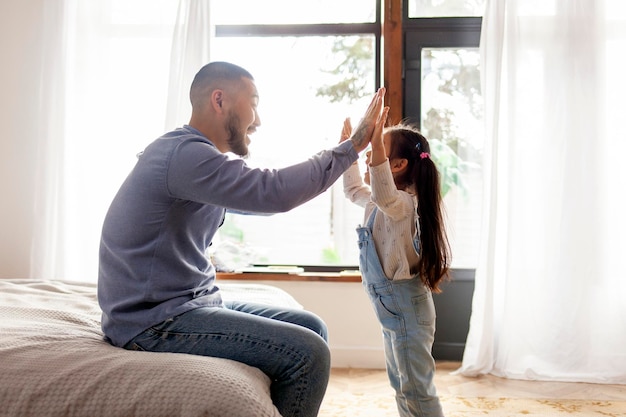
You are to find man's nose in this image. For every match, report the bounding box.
[253,111,261,127]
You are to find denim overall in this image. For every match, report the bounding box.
[358,208,444,417]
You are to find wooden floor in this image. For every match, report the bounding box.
[328,361,626,401]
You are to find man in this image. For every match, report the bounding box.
[98,61,386,417]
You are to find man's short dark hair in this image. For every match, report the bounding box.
[190,62,254,106]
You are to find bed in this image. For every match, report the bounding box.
[0,278,302,417]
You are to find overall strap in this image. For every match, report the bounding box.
[366,207,378,228]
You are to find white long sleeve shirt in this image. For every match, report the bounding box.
[343,160,420,281]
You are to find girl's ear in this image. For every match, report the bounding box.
[390,158,409,173]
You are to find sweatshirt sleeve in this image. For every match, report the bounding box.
[167,138,359,213]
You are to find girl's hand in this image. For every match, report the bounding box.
[369,106,390,167]
[339,117,352,143]
[350,87,386,153]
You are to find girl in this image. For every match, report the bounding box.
[341,110,451,417]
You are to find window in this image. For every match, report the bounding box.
[210,1,379,270]
[58,0,484,279]
[211,0,485,271]
[403,5,484,269]
[420,47,483,268]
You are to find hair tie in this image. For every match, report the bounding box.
[420,152,430,159]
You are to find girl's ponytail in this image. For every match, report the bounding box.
[413,152,451,292]
[387,126,451,292]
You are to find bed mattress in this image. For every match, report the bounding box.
[0,279,300,417]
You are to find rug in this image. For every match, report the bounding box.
[318,393,626,416]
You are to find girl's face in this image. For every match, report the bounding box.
[363,132,393,185]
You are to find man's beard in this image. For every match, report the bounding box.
[225,111,249,157]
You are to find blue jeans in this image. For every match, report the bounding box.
[358,210,444,417]
[363,277,443,417]
[125,301,331,417]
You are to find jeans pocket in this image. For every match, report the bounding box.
[124,320,173,351]
[412,292,436,326]
[370,287,405,338]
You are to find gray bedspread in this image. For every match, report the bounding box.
[0,279,300,417]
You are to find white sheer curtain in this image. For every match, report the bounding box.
[458,0,626,384]
[165,0,212,131]
[30,0,185,282]
[30,0,70,280]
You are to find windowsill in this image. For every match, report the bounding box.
[216,268,474,283]
[216,271,362,283]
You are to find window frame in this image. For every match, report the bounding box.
[402,15,482,127]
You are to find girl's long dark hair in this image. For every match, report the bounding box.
[387,124,451,292]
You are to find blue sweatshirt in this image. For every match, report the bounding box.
[98,125,357,347]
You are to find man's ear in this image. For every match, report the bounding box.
[390,158,409,173]
[212,90,224,112]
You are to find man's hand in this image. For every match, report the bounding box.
[339,117,352,143]
[350,87,386,153]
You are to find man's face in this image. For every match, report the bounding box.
[225,77,260,157]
